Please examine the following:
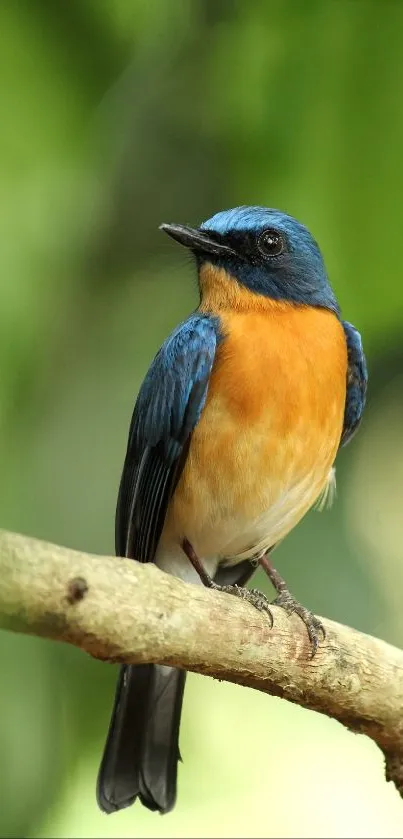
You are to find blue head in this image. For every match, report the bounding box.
[161,206,339,314]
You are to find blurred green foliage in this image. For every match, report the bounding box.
[1,1,403,837]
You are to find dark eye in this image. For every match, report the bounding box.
[257,228,285,257]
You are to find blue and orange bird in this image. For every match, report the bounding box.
[97,206,367,815]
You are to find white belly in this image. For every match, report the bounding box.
[155,467,335,583]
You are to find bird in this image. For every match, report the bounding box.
[96,205,367,817]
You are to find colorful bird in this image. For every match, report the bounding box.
[97,206,367,816]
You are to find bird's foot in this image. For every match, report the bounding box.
[209,582,274,627]
[181,539,273,625]
[258,552,325,658]
[272,589,325,658]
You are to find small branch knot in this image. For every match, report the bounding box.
[385,751,403,796]
[66,576,89,605]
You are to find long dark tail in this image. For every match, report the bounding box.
[97,663,186,814]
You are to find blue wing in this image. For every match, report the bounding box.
[340,320,368,448]
[115,314,220,562]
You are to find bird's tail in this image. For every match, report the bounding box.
[97,663,186,814]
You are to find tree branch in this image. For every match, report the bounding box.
[1,527,403,797]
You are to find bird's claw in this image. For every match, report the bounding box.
[210,582,274,628]
[272,590,325,658]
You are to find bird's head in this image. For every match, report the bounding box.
[160,206,339,315]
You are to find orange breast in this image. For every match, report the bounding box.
[162,290,347,561]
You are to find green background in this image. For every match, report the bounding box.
[1,1,403,836]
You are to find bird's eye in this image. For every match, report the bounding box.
[257,228,285,257]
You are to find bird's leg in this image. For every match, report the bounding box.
[259,552,325,657]
[181,538,215,587]
[181,538,273,626]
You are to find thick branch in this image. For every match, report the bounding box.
[1,528,403,796]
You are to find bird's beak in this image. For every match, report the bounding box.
[159,223,235,257]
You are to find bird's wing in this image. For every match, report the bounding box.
[339,320,368,448]
[115,314,220,562]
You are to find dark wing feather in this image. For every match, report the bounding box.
[115,314,220,562]
[340,320,368,448]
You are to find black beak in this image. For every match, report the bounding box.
[159,223,235,257]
